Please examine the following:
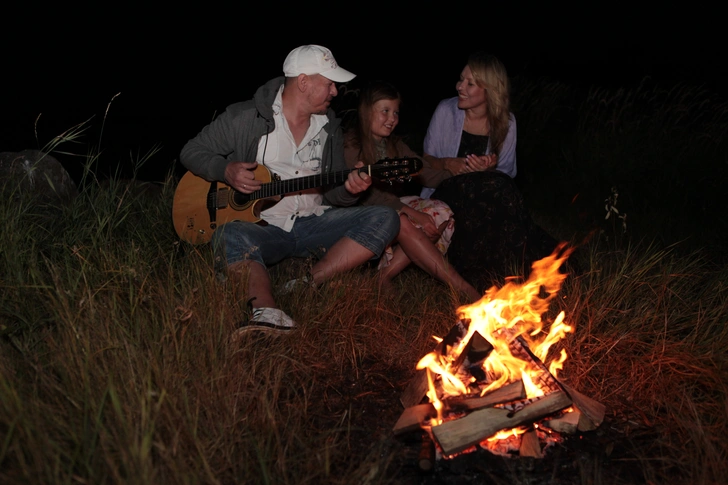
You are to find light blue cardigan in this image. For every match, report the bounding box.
[420,97,517,198]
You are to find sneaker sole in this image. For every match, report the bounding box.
[235,322,296,335]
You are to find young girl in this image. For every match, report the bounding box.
[343,81,480,302]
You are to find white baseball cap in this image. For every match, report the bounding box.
[282,45,356,83]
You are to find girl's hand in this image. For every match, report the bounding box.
[406,209,440,240]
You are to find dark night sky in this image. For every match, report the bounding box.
[3,5,723,182]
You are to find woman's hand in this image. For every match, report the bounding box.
[462,154,497,173]
[444,154,497,175]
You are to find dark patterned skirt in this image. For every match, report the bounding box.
[432,171,559,292]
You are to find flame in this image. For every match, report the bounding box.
[421,243,575,425]
[521,370,544,398]
[486,426,528,442]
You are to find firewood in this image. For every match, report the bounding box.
[463,330,493,381]
[543,408,580,434]
[396,381,526,435]
[447,380,526,411]
[509,335,564,394]
[560,382,606,431]
[431,390,573,456]
[577,412,598,432]
[418,432,435,471]
[400,369,429,409]
[393,403,436,436]
[519,427,542,458]
[400,320,488,408]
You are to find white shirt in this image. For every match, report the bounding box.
[257,86,331,232]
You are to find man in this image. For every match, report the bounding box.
[180,45,400,335]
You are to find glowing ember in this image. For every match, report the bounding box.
[417,243,576,426]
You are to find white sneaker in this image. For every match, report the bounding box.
[236,307,297,335]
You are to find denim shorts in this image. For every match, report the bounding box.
[212,205,399,269]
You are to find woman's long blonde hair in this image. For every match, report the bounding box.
[467,52,510,156]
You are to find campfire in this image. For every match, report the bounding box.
[394,243,605,467]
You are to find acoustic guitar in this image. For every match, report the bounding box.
[172,157,422,245]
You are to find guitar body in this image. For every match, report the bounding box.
[172,158,423,245]
[172,166,277,245]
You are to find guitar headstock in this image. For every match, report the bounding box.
[370,157,423,183]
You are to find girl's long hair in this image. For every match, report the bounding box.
[346,80,402,165]
[467,52,510,156]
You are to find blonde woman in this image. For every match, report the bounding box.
[420,52,558,291]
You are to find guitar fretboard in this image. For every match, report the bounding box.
[255,167,368,199]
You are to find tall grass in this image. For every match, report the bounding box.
[2,79,727,484]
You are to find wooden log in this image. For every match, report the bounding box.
[447,380,526,411]
[400,369,429,409]
[577,412,598,432]
[431,390,573,456]
[400,322,492,408]
[464,330,493,382]
[519,427,542,458]
[396,381,525,436]
[509,335,564,394]
[543,408,580,434]
[418,432,435,471]
[560,382,606,431]
[393,403,436,436]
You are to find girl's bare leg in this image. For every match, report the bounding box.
[309,236,376,284]
[388,216,481,301]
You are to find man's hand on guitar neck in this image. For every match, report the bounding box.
[344,161,372,195]
[225,161,263,194]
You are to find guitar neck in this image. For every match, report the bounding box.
[256,166,367,199]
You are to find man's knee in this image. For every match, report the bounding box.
[372,206,400,233]
[212,222,266,270]
[349,206,400,257]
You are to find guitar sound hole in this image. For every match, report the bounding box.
[232,192,252,205]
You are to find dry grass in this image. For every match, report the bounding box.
[2,173,727,484]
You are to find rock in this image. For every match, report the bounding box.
[0,149,78,205]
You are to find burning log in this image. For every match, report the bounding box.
[446,380,525,411]
[509,335,565,392]
[542,408,580,434]
[561,382,606,431]
[400,370,429,409]
[431,390,573,456]
[394,380,526,436]
[400,322,493,408]
[394,403,437,436]
[418,432,436,471]
[519,427,542,458]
